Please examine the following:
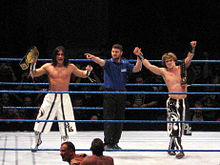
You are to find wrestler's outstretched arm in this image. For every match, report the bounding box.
[71,63,93,78]
[185,41,197,68]
[134,47,164,76]
[84,53,105,67]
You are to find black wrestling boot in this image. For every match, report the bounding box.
[112,144,121,149]
[168,137,176,156]
[104,144,113,149]
[176,152,185,159]
[175,137,184,159]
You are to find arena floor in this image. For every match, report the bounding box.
[0,131,220,165]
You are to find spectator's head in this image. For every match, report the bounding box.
[0,62,9,71]
[90,138,104,156]
[195,101,202,108]
[24,96,33,106]
[194,64,202,75]
[1,93,10,105]
[194,101,203,117]
[135,76,144,84]
[90,115,98,120]
[60,141,75,163]
[73,97,83,107]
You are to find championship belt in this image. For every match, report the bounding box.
[180,60,187,85]
[19,46,39,70]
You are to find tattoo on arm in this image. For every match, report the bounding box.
[190,47,195,56]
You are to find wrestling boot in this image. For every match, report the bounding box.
[61,135,69,143]
[112,143,122,149]
[31,131,42,152]
[175,137,185,159]
[104,144,113,149]
[104,138,114,149]
[168,148,176,155]
[104,143,121,149]
[176,152,185,159]
[168,137,175,156]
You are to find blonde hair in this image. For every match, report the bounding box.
[162,52,177,67]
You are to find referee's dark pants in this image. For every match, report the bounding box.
[103,92,126,146]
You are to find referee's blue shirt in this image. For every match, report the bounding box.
[102,58,134,91]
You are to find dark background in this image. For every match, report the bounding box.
[1,0,220,59]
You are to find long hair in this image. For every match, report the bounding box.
[52,46,69,66]
[161,52,177,67]
[90,138,104,156]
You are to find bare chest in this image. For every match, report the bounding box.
[163,69,181,84]
[48,67,71,79]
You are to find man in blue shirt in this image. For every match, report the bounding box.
[85,44,142,149]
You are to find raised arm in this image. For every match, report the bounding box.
[134,47,164,76]
[185,41,197,68]
[132,47,143,72]
[84,53,105,67]
[30,63,48,78]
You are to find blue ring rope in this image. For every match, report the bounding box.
[0,148,219,152]
[1,58,220,63]
[1,82,220,87]
[0,119,219,123]
[1,90,220,94]
[3,106,220,111]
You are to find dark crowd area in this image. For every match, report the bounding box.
[1,0,220,132]
[0,55,220,131]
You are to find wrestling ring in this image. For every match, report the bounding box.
[0,58,220,165]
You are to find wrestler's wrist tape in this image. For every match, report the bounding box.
[86,70,91,77]
[181,77,187,85]
[30,63,36,71]
[190,47,195,55]
[137,53,144,62]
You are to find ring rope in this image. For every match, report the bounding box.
[1,90,220,95]
[0,148,220,152]
[1,82,220,87]
[0,119,220,123]
[1,58,220,63]
[3,106,220,111]
[1,58,219,154]
[1,58,219,156]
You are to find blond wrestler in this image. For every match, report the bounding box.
[134,41,197,159]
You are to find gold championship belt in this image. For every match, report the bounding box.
[19,46,39,70]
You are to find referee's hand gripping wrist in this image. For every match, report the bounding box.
[133,47,144,62]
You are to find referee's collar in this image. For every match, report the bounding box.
[110,58,125,64]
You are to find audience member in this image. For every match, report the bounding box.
[192,101,204,121]
[201,94,219,121]
[0,93,23,131]
[0,62,17,84]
